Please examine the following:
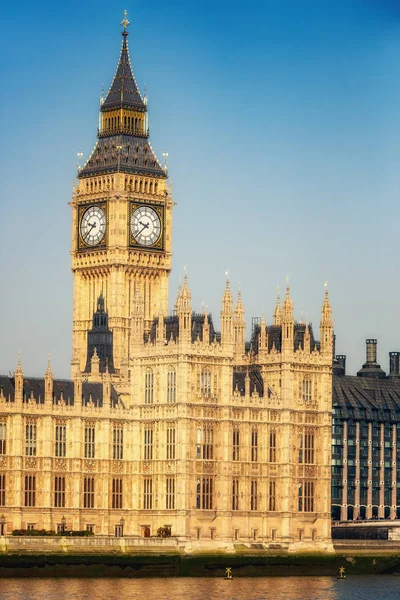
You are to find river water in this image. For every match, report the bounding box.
[0,576,398,600]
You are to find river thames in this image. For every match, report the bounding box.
[0,576,398,600]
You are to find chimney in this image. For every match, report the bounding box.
[335,355,346,375]
[389,352,400,378]
[366,339,377,364]
[357,338,386,379]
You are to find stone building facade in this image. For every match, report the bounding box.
[0,15,334,550]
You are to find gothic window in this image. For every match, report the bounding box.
[167,368,176,403]
[232,428,240,461]
[25,422,37,456]
[299,429,315,464]
[166,477,175,509]
[54,476,65,508]
[269,429,277,462]
[24,475,36,507]
[84,424,95,459]
[251,480,258,511]
[302,377,312,402]
[196,428,202,459]
[202,426,214,460]
[200,368,211,397]
[0,474,5,506]
[298,480,314,512]
[166,427,176,460]
[268,480,276,511]
[112,478,123,509]
[201,477,213,509]
[145,369,154,404]
[143,478,153,509]
[0,422,6,455]
[113,426,124,460]
[251,428,258,462]
[83,477,95,508]
[55,423,66,458]
[232,479,239,510]
[144,428,153,460]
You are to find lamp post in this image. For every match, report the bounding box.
[0,514,5,537]
[120,517,125,537]
[61,515,66,535]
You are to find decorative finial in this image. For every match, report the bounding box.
[286,276,289,286]
[163,150,169,174]
[77,150,83,172]
[276,285,280,297]
[183,264,187,274]
[225,269,229,280]
[121,9,130,33]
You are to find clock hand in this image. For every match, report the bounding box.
[83,221,96,241]
[138,222,150,235]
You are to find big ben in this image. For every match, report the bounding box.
[71,12,171,373]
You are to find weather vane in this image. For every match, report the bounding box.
[121,9,130,32]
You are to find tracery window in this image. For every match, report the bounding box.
[299,429,315,464]
[0,422,6,455]
[298,480,314,512]
[113,426,124,460]
[166,477,175,509]
[202,426,214,460]
[84,424,95,459]
[167,368,176,403]
[83,477,95,508]
[250,480,258,511]
[144,428,153,460]
[269,429,277,462]
[166,427,176,459]
[302,377,312,402]
[55,423,66,458]
[24,475,36,507]
[251,428,258,462]
[200,368,211,397]
[0,474,5,506]
[269,480,276,511]
[25,422,37,456]
[196,477,213,509]
[143,478,153,509]
[232,428,240,461]
[112,478,123,509]
[145,369,154,404]
[54,476,65,508]
[232,479,239,510]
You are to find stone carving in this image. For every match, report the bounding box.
[85,460,96,472]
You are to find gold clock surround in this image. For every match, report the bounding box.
[129,200,164,251]
[77,200,108,251]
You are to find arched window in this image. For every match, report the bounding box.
[145,369,154,404]
[167,368,176,403]
[302,377,312,402]
[200,368,211,397]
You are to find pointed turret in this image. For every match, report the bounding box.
[259,313,268,357]
[44,354,53,404]
[90,347,101,380]
[79,11,167,179]
[131,286,145,350]
[281,280,294,354]
[85,293,115,374]
[221,274,233,349]
[234,289,246,357]
[273,287,281,325]
[177,272,192,344]
[320,283,333,357]
[14,352,23,405]
[304,317,311,353]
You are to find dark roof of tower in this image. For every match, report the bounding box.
[102,32,146,112]
[79,134,167,178]
[249,322,319,354]
[232,366,265,397]
[333,375,400,422]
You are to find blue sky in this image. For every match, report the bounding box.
[1,0,400,377]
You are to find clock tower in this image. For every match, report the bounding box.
[71,12,171,374]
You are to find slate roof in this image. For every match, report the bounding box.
[0,376,119,408]
[250,322,319,354]
[233,366,265,397]
[333,375,400,422]
[102,33,146,111]
[147,313,221,344]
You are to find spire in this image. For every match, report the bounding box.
[233,287,246,357]
[273,286,281,325]
[221,272,233,347]
[321,281,332,325]
[320,282,333,356]
[79,12,167,179]
[222,271,233,312]
[282,278,293,318]
[45,353,53,378]
[102,10,145,111]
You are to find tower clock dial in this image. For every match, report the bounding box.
[131,205,161,247]
[80,206,106,247]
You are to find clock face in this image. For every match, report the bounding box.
[80,206,106,247]
[131,206,161,247]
